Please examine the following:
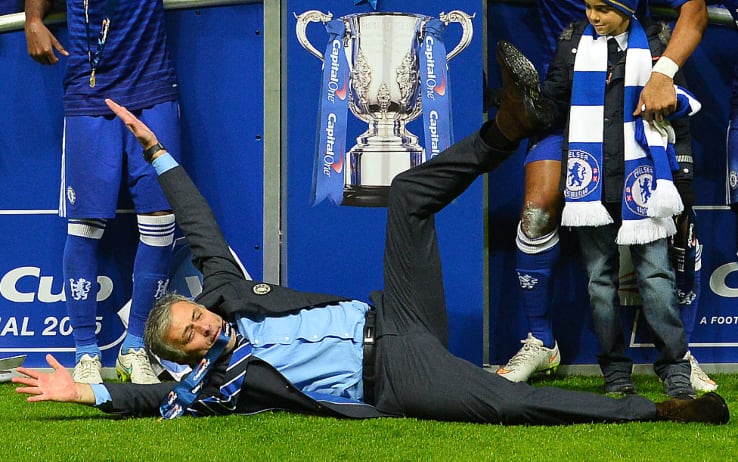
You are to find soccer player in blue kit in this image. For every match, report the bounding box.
[24,0,181,384]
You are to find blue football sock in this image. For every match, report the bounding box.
[128,214,175,338]
[64,219,106,362]
[515,225,560,348]
[121,333,145,353]
[75,344,102,363]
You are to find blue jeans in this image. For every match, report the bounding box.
[575,224,689,379]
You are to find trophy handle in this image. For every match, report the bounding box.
[440,10,475,62]
[294,10,334,61]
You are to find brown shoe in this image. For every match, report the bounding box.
[494,41,552,142]
[655,392,729,424]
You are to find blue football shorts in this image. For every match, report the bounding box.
[60,100,181,218]
[524,132,564,166]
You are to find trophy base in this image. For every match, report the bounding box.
[342,185,390,207]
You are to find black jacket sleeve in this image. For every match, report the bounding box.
[98,382,177,417]
[156,164,350,320]
[157,166,246,291]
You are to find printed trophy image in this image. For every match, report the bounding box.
[296,10,473,206]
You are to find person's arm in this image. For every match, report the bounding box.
[24,0,69,65]
[105,99,247,287]
[13,354,96,405]
[634,0,708,121]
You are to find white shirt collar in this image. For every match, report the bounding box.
[607,31,629,51]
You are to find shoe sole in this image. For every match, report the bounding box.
[72,375,103,384]
[496,41,540,105]
[496,40,552,129]
[535,364,559,378]
[605,386,637,397]
[497,364,559,382]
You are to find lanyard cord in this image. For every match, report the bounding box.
[84,0,119,88]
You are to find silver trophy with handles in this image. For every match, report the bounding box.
[296,10,473,206]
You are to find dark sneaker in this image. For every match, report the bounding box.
[603,368,637,397]
[663,372,697,399]
[494,41,552,142]
[655,392,729,424]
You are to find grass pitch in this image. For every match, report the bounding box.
[1,373,736,461]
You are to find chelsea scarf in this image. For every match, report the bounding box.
[561,20,699,245]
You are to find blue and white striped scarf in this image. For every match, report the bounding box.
[561,20,699,245]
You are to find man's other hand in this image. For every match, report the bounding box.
[13,354,95,404]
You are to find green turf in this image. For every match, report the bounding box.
[1,373,736,461]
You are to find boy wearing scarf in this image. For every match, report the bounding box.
[537,0,698,398]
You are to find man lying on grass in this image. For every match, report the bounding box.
[14,43,730,425]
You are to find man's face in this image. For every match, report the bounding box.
[584,0,630,36]
[165,300,226,364]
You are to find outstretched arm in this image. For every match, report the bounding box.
[14,353,177,416]
[105,99,247,295]
[634,0,708,121]
[13,354,95,405]
[24,0,69,65]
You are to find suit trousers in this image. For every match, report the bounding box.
[373,131,659,425]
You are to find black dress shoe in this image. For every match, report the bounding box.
[494,40,552,142]
[655,392,730,424]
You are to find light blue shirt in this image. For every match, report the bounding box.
[237,299,369,401]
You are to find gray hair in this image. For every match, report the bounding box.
[143,292,192,364]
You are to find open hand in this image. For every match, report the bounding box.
[13,354,94,404]
[105,99,160,152]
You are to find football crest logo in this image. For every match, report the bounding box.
[517,272,539,290]
[624,165,655,217]
[564,150,600,200]
[730,170,737,191]
[66,186,76,205]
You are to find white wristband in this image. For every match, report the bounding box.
[652,56,679,79]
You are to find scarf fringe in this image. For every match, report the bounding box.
[561,201,614,227]
[616,217,676,245]
[647,179,684,218]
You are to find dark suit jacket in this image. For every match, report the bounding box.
[100,165,382,419]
